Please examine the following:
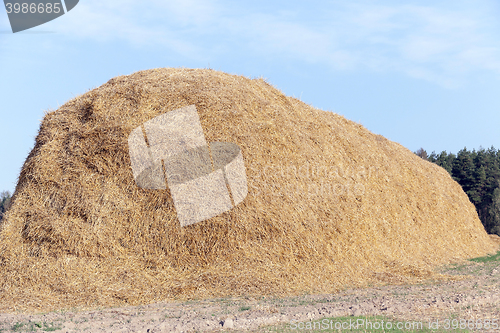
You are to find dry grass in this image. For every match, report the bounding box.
[0,68,497,313]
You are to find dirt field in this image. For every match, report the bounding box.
[0,251,499,332]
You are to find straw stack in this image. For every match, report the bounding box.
[0,68,497,313]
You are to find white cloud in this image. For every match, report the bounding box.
[230,2,500,86]
[317,2,500,86]
[17,0,500,88]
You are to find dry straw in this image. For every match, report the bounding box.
[0,68,498,313]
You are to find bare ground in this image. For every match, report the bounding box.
[0,257,499,333]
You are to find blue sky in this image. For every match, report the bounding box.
[1,0,500,193]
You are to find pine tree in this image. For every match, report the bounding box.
[436,151,454,175]
[452,148,476,195]
[426,151,454,175]
[489,187,500,236]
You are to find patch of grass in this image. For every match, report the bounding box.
[11,322,29,332]
[469,250,500,263]
[258,315,471,333]
[11,321,62,332]
[439,251,500,276]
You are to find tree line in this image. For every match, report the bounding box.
[416,146,500,235]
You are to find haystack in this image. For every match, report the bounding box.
[0,68,497,312]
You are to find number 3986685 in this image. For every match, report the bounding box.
[5,3,62,14]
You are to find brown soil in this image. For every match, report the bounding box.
[1,255,498,332]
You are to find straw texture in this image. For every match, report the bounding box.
[0,68,497,313]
